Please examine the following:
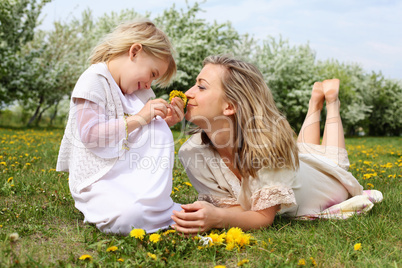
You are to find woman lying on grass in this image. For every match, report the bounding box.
[172,55,382,234]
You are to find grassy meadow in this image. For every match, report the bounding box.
[0,127,401,267]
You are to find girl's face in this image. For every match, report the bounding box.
[185,64,232,129]
[119,45,168,95]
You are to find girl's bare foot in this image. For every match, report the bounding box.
[310,81,325,111]
[322,79,340,103]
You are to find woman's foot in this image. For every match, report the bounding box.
[322,79,340,103]
[310,81,325,111]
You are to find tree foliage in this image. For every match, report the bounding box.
[0,0,51,107]
[0,1,400,135]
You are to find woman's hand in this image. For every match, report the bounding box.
[171,201,222,234]
[172,201,279,234]
[164,97,185,127]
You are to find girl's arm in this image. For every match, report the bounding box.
[75,97,179,158]
[171,201,279,233]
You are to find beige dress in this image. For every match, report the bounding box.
[179,133,364,217]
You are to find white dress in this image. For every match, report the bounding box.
[71,71,181,235]
[178,133,380,219]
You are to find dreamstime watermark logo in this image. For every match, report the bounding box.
[178,152,287,171]
[128,153,174,173]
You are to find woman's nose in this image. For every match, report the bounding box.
[185,86,196,98]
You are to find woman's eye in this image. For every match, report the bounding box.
[198,85,206,90]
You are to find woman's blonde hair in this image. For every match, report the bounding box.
[200,55,299,178]
[89,18,176,87]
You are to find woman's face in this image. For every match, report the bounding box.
[184,64,231,129]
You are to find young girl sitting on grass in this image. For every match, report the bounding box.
[57,19,184,235]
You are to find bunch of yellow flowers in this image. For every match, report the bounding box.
[199,227,255,251]
[169,90,187,106]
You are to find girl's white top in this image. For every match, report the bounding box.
[57,63,172,194]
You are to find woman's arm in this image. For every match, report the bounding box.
[171,201,279,234]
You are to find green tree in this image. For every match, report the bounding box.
[154,2,240,94]
[253,36,318,131]
[0,0,51,107]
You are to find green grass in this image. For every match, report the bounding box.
[0,128,401,267]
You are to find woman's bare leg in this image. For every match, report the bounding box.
[297,82,324,145]
[322,79,346,149]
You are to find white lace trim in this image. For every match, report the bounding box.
[251,186,297,211]
[199,194,239,208]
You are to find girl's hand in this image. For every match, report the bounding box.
[164,97,185,127]
[136,98,169,125]
[171,201,222,234]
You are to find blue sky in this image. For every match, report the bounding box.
[39,0,402,80]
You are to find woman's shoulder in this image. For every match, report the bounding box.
[178,133,215,166]
[179,133,205,152]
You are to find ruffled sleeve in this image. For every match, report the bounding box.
[239,167,298,212]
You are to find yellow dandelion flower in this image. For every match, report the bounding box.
[237,259,249,266]
[149,233,161,243]
[184,182,192,187]
[225,242,235,251]
[117,258,124,262]
[169,90,187,105]
[106,246,118,252]
[226,227,244,245]
[130,228,146,240]
[367,183,374,189]
[163,229,176,236]
[25,163,31,166]
[310,257,317,267]
[239,233,252,247]
[208,233,225,245]
[214,266,226,268]
[0,161,7,166]
[7,177,13,183]
[354,243,362,251]
[79,254,92,261]
[298,258,306,266]
[147,252,157,260]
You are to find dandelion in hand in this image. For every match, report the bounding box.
[169,90,187,105]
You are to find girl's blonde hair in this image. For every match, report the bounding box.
[200,55,299,178]
[89,19,176,87]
